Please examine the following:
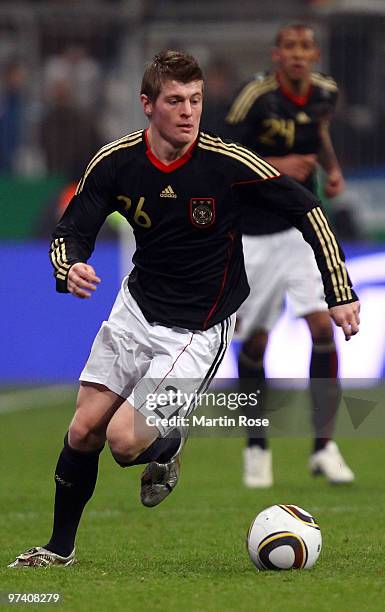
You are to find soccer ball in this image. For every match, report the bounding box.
[247,504,322,570]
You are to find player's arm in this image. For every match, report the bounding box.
[49,155,116,298]
[264,153,317,183]
[317,120,345,198]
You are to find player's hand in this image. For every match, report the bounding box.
[67,263,101,299]
[276,154,317,182]
[329,301,360,341]
[324,168,345,198]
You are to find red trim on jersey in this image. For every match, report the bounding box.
[276,73,313,106]
[203,231,236,330]
[231,175,281,187]
[145,129,196,173]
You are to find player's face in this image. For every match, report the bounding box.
[272,28,320,82]
[143,79,203,149]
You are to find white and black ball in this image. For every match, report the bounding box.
[247,504,322,570]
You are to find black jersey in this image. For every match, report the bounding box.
[225,71,338,235]
[50,129,356,330]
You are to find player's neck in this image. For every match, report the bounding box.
[146,127,194,165]
[277,71,311,98]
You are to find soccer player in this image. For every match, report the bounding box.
[9,50,359,568]
[225,23,354,487]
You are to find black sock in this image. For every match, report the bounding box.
[45,434,104,557]
[309,342,341,454]
[238,349,268,450]
[118,434,181,467]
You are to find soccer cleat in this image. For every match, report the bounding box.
[243,446,273,488]
[8,547,75,568]
[140,426,188,507]
[309,441,355,484]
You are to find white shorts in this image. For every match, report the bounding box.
[80,278,235,436]
[237,227,327,339]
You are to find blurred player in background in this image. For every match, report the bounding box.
[8,50,360,568]
[225,23,355,488]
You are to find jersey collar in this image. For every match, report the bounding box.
[276,72,313,107]
[145,129,197,173]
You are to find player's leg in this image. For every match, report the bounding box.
[237,232,288,488]
[45,382,125,556]
[118,312,235,507]
[304,310,339,449]
[305,311,354,483]
[238,330,269,451]
[106,399,181,466]
[106,400,186,508]
[8,382,125,568]
[238,328,273,487]
[9,281,144,567]
[285,229,354,483]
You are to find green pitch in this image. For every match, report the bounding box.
[1,386,384,612]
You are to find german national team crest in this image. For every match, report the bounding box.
[190,198,216,228]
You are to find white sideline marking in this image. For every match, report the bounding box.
[0,386,76,415]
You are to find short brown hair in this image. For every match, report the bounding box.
[141,50,204,102]
[275,23,316,47]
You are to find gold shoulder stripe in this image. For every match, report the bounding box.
[200,132,280,176]
[198,141,270,178]
[96,129,143,157]
[226,76,278,124]
[226,78,277,124]
[312,72,337,86]
[77,130,143,190]
[200,133,280,179]
[80,130,143,179]
[76,136,143,194]
[199,134,280,178]
[76,130,143,195]
[311,73,338,93]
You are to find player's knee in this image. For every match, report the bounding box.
[305,312,334,344]
[243,330,269,362]
[109,443,144,466]
[106,423,147,465]
[68,419,105,452]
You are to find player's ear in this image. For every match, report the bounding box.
[271,46,280,65]
[141,94,153,118]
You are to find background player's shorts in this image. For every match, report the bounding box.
[80,277,235,436]
[237,227,327,340]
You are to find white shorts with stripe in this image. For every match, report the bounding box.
[237,227,327,340]
[80,277,235,436]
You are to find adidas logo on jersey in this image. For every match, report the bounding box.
[160,185,177,198]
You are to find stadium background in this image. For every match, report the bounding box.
[1,0,384,384]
